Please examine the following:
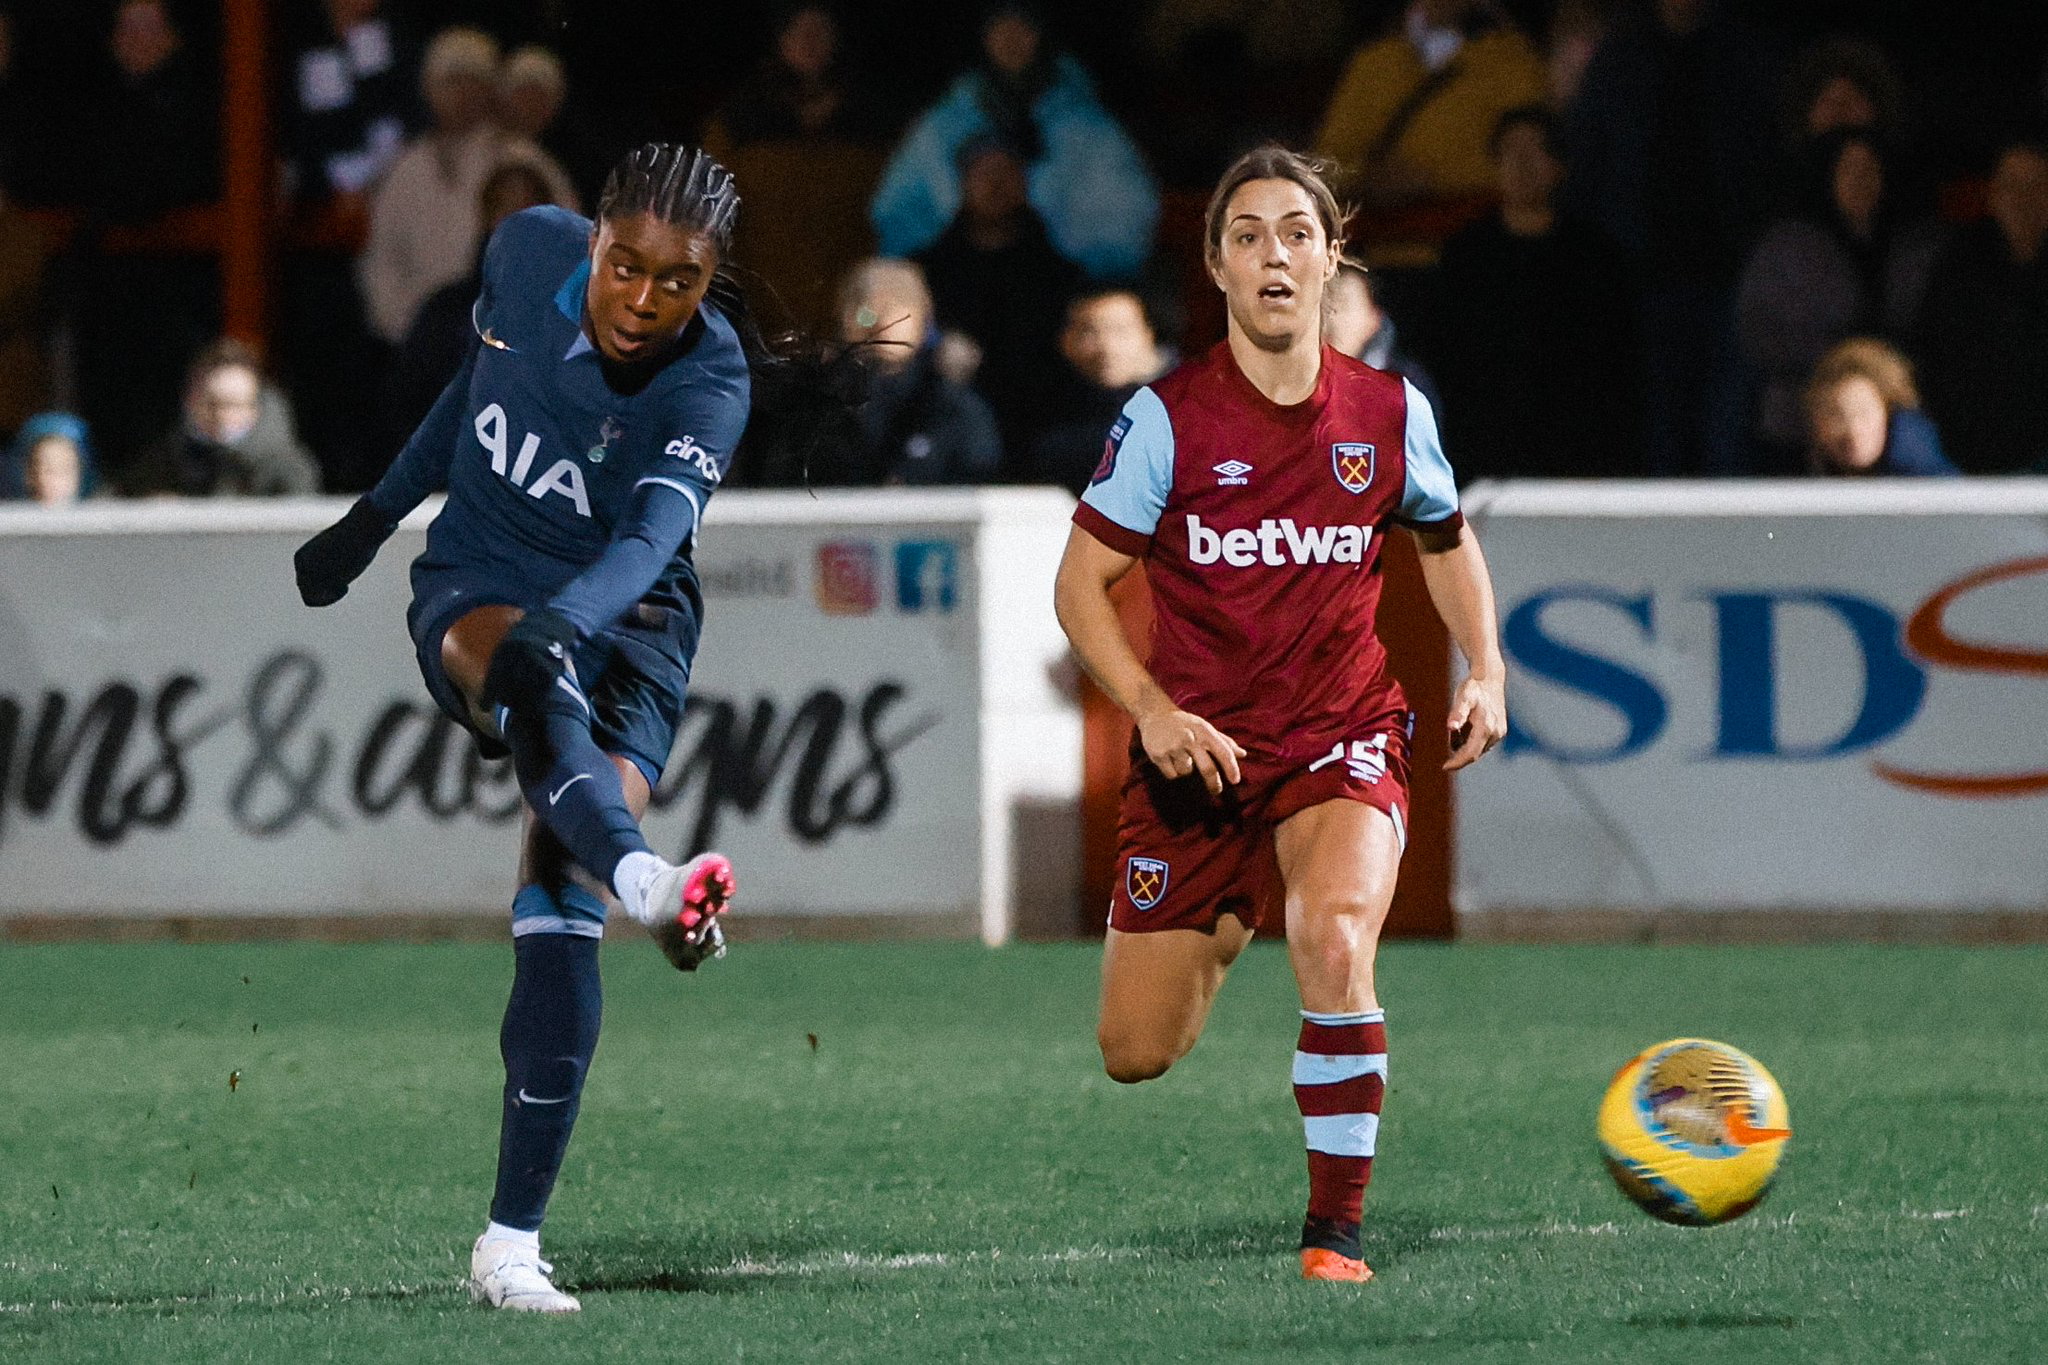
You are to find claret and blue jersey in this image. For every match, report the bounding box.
[1072,343,1461,763]
[366,205,751,642]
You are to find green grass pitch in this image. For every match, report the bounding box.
[3,939,2044,1363]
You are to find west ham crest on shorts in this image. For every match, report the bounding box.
[1126,856,1169,911]
[1332,443,1375,494]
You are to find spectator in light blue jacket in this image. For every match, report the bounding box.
[870,4,1158,280]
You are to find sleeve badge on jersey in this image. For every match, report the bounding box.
[1126,856,1169,911]
[1091,415,1133,487]
[1332,442,1376,494]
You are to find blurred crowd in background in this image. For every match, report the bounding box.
[3,0,2047,511]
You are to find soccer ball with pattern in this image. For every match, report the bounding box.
[1596,1038,1790,1226]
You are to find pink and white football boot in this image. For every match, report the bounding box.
[641,853,735,972]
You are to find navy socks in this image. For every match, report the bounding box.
[502,686,651,888]
[489,906,604,1232]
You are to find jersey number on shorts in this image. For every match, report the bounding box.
[475,402,591,518]
[1308,734,1391,785]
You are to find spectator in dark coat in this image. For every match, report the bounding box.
[702,5,890,336]
[84,0,216,221]
[71,0,220,476]
[0,9,33,201]
[1783,34,1907,146]
[1916,141,2048,474]
[915,137,1080,472]
[128,340,320,497]
[1027,285,1172,495]
[282,0,415,211]
[1803,338,1956,477]
[276,0,417,492]
[1436,106,1640,481]
[832,258,1001,486]
[1564,0,1780,475]
[1324,260,1442,419]
[1737,130,1942,471]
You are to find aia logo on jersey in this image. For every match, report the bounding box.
[1333,442,1376,494]
[1091,415,1132,486]
[1126,856,1169,910]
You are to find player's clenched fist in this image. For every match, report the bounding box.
[1137,704,1247,795]
[1443,673,1507,772]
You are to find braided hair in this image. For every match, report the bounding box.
[597,143,741,253]
[595,142,858,485]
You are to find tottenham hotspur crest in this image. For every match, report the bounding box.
[588,415,624,465]
[1332,442,1375,494]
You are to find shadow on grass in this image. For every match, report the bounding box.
[1121,1208,1447,1268]
[553,1227,857,1296]
[1627,1312,1803,1331]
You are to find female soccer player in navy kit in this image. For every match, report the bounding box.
[1053,147,1510,1282]
[295,144,758,1312]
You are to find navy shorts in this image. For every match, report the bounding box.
[406,572,699,788]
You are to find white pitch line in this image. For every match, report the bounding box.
[0,1281,443,1317]
[2,1208,2011,1317]
[1429,1221,1622,1243]
[0,1249,1147,1316]
[696,1246,1143,1279]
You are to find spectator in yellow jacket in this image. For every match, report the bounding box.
[1314,0,1545,267]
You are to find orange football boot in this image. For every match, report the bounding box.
[1300,1248,1373,1282]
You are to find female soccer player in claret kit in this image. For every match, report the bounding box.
[1053,147,1509,1282]
[295,144,774,1313]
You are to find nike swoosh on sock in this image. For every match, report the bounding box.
[547,774,591,806]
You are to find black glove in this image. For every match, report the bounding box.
[482,608,579,715]
[294,498,396,606]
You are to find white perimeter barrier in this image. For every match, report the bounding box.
[1459,479,2048,932]
[0,489,1082,944]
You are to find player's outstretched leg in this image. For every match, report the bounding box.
[498,683,734,967]
[470,889,605,1313]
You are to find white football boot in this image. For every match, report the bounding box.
[636,853,735,972]
[469,1234,581,1313]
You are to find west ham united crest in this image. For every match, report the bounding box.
[1332,442,1375,494]
[1126,856,1170,911]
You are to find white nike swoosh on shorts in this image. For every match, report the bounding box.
[547,774,592,806]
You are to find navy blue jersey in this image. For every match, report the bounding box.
[366,205,751,639]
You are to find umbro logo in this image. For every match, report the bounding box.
[1213,460,1253,486]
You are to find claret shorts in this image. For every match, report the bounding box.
[1107,707,1414,935]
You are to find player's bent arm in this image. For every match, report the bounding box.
[1053,525,1244,793]
[293,349,479,607]
[545,478,702,639]
[364,345,477,523]
[1407,523,1508,772]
